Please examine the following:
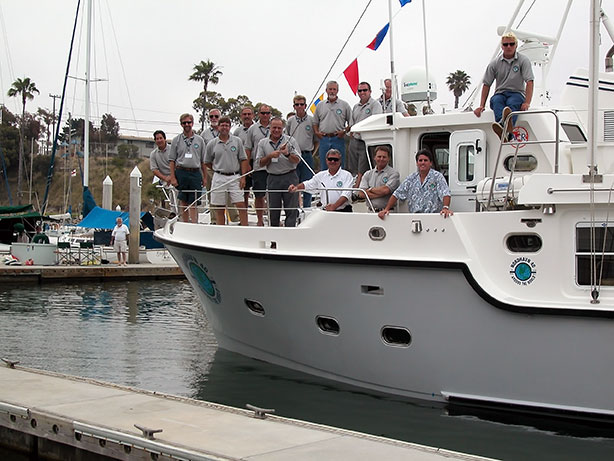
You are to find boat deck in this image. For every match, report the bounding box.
[0,365,494,461]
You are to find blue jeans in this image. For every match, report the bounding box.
[319,136,346,170]
[490,91,524,126]
[296,151,314,207]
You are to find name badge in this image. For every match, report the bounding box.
[185,153,193,159]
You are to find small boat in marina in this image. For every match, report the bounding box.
[156,1,614,421]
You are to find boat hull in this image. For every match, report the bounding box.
[164,238,614,419]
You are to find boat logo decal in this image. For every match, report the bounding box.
[336,108,342,115]
[366,108,371,114]
[231,146,237,152]
[513,65,519,72]
[336,180,343,187]
[510,126,529,148]
[184,255,221,303]
[383,177,388,183]
[193,143,199,149]
[510,257,536,285]
[305,125,311,131]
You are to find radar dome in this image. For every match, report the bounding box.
[400,67,437,103]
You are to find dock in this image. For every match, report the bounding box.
[0,264,184,283]
[0,365,495,461]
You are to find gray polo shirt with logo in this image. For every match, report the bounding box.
[379,96,408,114]
[351,98,382,140]
[150,144,171,176]
[245,122,270,171]
[204,135,247,173]
[255,134,300,175]
[233,124,252,147]
[169,133,206,168]
[202,127,219,146]
[359,164,400,210]
[285,114,316,151]
[313,98,351,133]
[483,51,534,97]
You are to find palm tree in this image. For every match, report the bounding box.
[446,70,471,109]
[189,60,223,131]
[8,77,39,203]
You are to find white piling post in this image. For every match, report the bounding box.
[102,175,113,210]
[128,167,142,264]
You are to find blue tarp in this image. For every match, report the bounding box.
[76,206,152,230]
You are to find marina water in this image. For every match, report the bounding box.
[1,279,613,460]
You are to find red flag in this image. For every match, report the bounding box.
[343,59,359,95]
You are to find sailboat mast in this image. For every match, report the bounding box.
[421,0,431,111]
[84,0,92,188]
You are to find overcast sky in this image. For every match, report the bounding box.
[0,0,607,140]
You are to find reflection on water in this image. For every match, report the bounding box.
[1,280,613,461]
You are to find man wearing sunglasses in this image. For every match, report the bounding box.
[245,104,273,226]
[349,81,382,182]
[169,113,206,223]
[473,32,534,139]
[286,95,317,208]
[289,149,354,212]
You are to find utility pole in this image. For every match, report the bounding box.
[49,94,60,156]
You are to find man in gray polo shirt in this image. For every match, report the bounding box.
[245,104,272,226]
[256,117,301,227]
[379,79,410,116]
[349,81,382,181]
[169,113,206,223]
[204,116,249,226]
[233,106,254,146]
[357,145,400,212]
[313,81,351,170]
[473,31,534,138]
[202,108,221,145]
[286,94,317,208]
[150,129,177,213]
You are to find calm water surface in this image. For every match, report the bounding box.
[0,280,613,461]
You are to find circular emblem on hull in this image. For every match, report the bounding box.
[510,257,537,285]
[184,254,221,303]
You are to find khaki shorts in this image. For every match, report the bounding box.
[210,173,243,206]
[114,240,128,253]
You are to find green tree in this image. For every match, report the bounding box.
[7,77,39,203]
[446,70,471,109]
[36,108,55,155]
[189,60,223,132]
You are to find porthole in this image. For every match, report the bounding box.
[316,316,340,335]
[504,154,537,172]
[244,298,265,316]
[369,226,386,241]
[381,326,411,347]
[506,234,542,252]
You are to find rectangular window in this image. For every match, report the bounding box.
[457,144,474,182]
[576,225,614,286]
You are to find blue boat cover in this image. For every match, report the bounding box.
[76,206,151,230]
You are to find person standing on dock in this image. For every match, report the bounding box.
[349,82,382,182]
[245,104,272,226]
[313,81,351,170]
[289,149,354,212]
[32,225,50,244]
[473,31,534,138]
[169,113,207,223]
[204,117,249,226]
[111,217,130,266]
[285,95,317,208]
[257,117,301,227]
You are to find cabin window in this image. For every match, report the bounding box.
[561,123,587,143]
[506,234,542,252]
[457,144,475,182]
[575,224,614,286]
[503,154,538,172]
